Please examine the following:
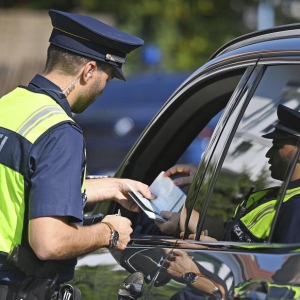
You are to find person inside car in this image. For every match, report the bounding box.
[155,104,300,243]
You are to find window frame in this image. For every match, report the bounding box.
[190,60,300,243]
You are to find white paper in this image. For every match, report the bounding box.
[127,171,186,221]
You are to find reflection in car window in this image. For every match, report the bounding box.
[180,66,257,239]
[178,112,222,165]
[131,67,248,237]
[202,64,300,243]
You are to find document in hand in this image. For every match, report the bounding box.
[126,171,186,222]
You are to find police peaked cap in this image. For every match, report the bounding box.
[262,104,300,140]
[48,9,144,81]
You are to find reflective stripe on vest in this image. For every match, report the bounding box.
[234,279,300,299]
[0,87,86,253]
[235,186,300,241]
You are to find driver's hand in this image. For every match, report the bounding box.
[154,211,180,235]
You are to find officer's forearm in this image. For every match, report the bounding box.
[85,177,120,203]
[29,216,111,260]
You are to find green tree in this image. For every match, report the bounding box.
[2,0,298,75]
[80,0,247,74]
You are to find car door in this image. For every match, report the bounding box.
[174,62,300,299]
[187,62,300,239]
[73,60,256,299]
[73,60,300,299]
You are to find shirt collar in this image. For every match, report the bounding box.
[27,74,73,118]
[287,178,300,189]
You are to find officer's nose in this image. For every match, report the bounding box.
[265,146,273,159]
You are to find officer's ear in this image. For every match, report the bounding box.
[82,61,97,82]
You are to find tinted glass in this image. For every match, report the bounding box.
[197,64,300,243]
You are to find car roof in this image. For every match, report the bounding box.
[209,23,300,60]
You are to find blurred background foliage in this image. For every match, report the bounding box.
[79,0,244,73]
[1,0,299,75]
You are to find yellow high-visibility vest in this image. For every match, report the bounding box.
[0,87,86,253]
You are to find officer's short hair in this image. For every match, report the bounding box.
[47,9,144,80]
[43,44,107,76]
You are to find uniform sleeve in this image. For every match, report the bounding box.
[273,197,300,243]
[29,123,85,222]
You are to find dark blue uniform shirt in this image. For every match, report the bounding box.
[273,179,300,243]
[0,75,86,284]
[28,75,85,223]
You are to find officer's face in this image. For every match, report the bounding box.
[89,66,114,99]
[265,138,299,181]
[74,65,114,113]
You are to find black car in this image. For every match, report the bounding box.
[73,24,300,300]
[74,72,191,175]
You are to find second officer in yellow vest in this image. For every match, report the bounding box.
[222,104,300,243]
[156,104,300,244]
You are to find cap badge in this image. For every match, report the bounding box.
[106,54,126,64]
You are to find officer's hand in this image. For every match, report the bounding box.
[85,177,154,212]
[114,178,155,212]
[162,249,200,282]
[101,215,133,251]
[164,163,198,186]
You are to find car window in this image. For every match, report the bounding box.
[91,66,250,233]
[119,67,249,184]
[120,66,252,235]
[191,64,300,243]
[177,111,222,165]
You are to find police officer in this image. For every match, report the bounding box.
[223,104,300,243]
[0,9,154,299]
[156,104,300,244]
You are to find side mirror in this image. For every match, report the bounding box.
[118,271,145,300]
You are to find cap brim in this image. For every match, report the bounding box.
[262,129,296,140]
[114,67,125,81]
